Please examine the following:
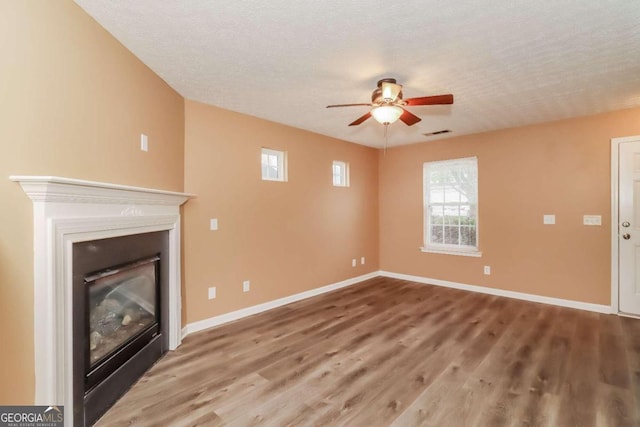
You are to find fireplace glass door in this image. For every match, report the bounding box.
[85,256,160,373]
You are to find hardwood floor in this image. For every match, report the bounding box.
[96,277,640,426]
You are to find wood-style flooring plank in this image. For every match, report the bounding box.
[468,304,561,427]
[557,312,600,427]
[96,277,640,427]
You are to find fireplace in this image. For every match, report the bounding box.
[11,176,193,427]
[85,256,159,377]
[73,231,169,426]
[86,256,159,378]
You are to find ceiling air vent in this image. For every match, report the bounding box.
[423,130,451,137]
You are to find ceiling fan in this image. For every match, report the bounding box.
[326,78,453,127]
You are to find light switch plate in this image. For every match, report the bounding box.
[583,215,602,226]
[208,286,216,300]
[140,134,148,152]
[543,214,556,225]
[210,218,218,230]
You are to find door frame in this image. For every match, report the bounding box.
[611,135,640,314]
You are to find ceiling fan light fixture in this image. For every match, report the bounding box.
[371,105,403,125]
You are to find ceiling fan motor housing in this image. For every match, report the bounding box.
[377,78,397,86]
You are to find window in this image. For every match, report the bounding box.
[423,157,480,256]
[261,148,287,181]
[332,161,349,187]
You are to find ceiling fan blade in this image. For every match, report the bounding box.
[348,112,372,126]
[326,103,371,108]
[399,109,421,126]
[404,94,454,106]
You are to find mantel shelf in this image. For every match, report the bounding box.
[10,175,195,206]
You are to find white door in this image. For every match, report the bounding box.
[619,140,640,315]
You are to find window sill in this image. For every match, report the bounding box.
[420,247,482,258]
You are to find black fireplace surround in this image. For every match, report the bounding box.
[72,231,170,426]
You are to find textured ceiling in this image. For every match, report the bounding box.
[74,0,640,148]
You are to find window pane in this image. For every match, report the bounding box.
[461,210,475,226]
[443,206,459,224]
[429,170,443,186]
[267,154,278,179]
[430,226,444,244]
[430,188,444,203]
[460,226,476,246]
[444,226,459,245]
[460,204,471,220]
[430,205,444,224]
[444,187,460,203]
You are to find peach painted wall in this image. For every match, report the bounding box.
[380,107,640,305]
[3,0,639,410]
[0,2,184,404]
[183,100,379,323]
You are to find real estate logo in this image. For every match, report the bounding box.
[0,406,63,427]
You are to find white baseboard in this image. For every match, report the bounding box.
[182,271,380,338]
[380,271,612,314]
[181,270,613,340]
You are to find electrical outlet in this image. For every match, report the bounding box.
[208,286,216,300]
[243,280,250,292]
[483,266,491,275]
[140,134,148,152]
[210,218,218,231]
[352,259,356,267]
[361,256,365,265]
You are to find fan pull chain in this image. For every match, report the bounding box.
[383,123,389,155]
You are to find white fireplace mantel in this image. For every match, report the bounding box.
[10,176,193,424]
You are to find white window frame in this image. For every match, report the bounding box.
[421,156,481,257]
[332,161,349,187]
[261,148,287,182]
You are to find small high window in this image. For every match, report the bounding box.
[261,148,287,182]
[332,161,349,187]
